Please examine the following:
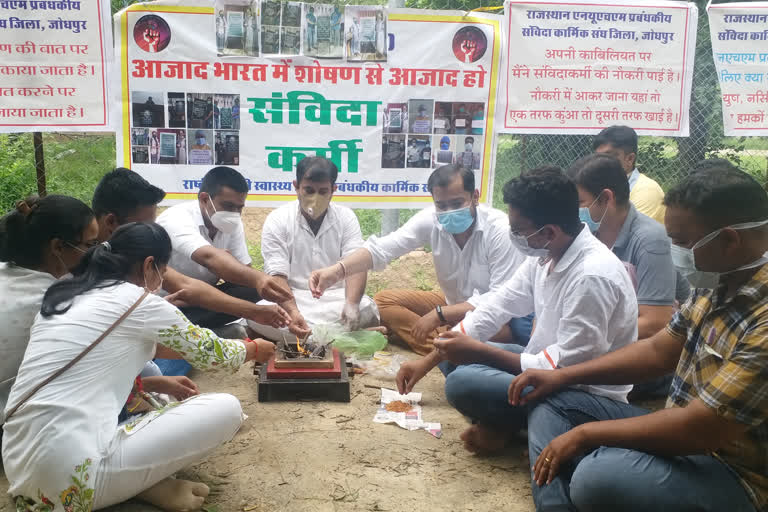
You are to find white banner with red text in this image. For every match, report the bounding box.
[0,0,113,132]
[115,1,502,208]
[498,0,697,136]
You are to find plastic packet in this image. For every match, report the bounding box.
[349,351,405,379]
[331,330,388,357]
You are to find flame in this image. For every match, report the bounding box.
[296,335,310,357]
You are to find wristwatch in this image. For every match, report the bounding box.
[435,305,447,324]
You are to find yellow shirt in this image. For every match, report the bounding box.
[630,172,666,224]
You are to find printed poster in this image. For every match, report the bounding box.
[708,2,768,135]
[0,0,113,132]
[114,2,502,208]
[499,0,697,136]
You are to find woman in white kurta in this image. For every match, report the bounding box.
[0,195,98,424]
[3,222,274,512]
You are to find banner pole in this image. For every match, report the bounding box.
[381,0,407,236]
[33,132,47,197]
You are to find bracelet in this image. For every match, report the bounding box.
[337,261,348,279]
[246,337,258,355]
[436,305,447,324]
[127,396,145,413]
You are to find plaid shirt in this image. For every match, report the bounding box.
[667,264,768,511]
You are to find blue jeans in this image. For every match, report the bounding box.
[508,313,534,346]
[527,390,756,512]
[438,342,529,430]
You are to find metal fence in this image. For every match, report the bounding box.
[2,0,765,218]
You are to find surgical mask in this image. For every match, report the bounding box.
[671,219,768,287]
[65,242,87,254]
[437,206,474,234]
[144,262,163,293]
[197,137,206,145]
[509,226,550,258]
[208,197,242,234]
[300,193,331,220]
[579,192,608,233]
[465,143,473,151]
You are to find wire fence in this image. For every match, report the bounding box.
[2,0,765,220]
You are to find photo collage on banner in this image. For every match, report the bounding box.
[215,0,382,59]
[130,91,241,166]
[382,100,485,170]
[216,0,261,57]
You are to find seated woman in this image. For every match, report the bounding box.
[3,222,275,512]
[0,195,98,424]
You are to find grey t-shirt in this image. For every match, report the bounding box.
[611,205,676,306]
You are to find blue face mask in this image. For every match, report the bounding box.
[437,206,475,234]
[579,192,607,232]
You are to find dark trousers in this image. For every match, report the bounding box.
[179,282,262,329]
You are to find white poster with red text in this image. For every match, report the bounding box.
[499,0,697,136]
[0,0,113,132]
[115,1,503,208]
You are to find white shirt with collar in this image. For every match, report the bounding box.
[156,200,251,286]
[260,201,377,325]
[456,224,638,403]
[364,205,525,307]
[0,263,57,423]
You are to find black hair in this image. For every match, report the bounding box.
[592,125,638,155]
[665,162,768,229]
[296,157,339,185]
[0,195,94,268]
[503,167,582,236]
[427,164,475,194]
[199,166,249,198]
[92,168,165,220]
[690,158,738,174]
[41,222,172,317]
[566,153,630,206]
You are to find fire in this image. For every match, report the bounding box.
[296,335,310,357]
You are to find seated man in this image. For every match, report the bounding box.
[566,153,680,338]
[309,164,529,355]
[94,168,291,335]
[395,168,638,453]
[156,166,299,334]
[593,125,666,224]
[509,162,768,512]
[256,157,378,338]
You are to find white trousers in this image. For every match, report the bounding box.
[93,393,243,509]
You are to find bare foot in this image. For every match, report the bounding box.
[366,325,389,335]
[459,424,508,455]
[137,478,210,512]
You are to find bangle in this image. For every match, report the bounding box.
[436,305,447,324]
[337,261,348,279]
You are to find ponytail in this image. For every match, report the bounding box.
[0,195,93,268]
[41,222,172,316]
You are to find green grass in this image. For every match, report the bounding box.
[246,242,265,271]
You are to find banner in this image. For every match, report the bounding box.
[0,0,113,132]
[115,2,502,208]
[499,0,697,135]
[708,2,768,136]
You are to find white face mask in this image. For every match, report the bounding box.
[509,226,550,258]
[671,219,768,288]
[145,262,164,293]
[208,197,242,234]
[465,143,473,151]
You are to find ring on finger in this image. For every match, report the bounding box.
[544,457,551,463]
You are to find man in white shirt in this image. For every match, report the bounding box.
[256,157,378,338]
[156,166,296,333]
[395,168,638,454]
[308,164,529,355]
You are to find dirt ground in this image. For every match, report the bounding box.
[0,208,536,512]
